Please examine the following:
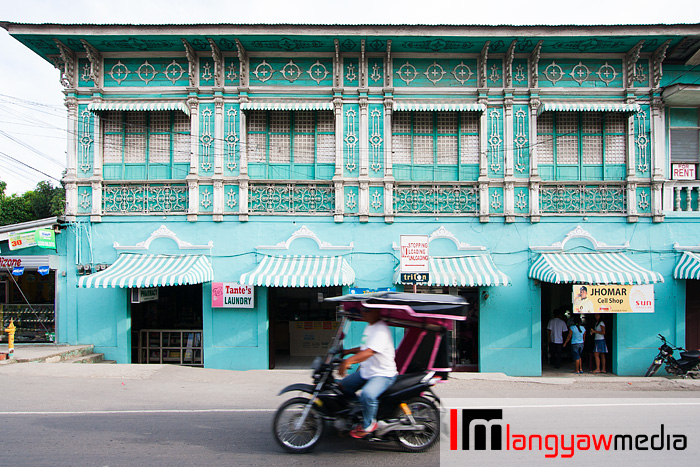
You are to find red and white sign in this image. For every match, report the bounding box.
[212,282,254,308]
[672,163,696,180]
[400,235,429,274]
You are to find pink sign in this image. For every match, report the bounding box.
[212,282,254,308]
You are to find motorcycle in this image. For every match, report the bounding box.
[645,334,700,378]
[272,291,467,453]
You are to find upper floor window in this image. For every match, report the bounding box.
[102,111,190,180]
[537,112,626,181]
[391,111,480,181]
[670,108,699,179]
[247,110,335,180]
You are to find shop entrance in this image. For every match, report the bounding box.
[131,285,203,366]
[541,282,614,373]
[0,269,55,343]
[686,282,700,350]
[416,286,479,372]
[268,286,342,369]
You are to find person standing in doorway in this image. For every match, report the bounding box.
[547,310,568,369]
[563,314,586,374]
[590,313,607,373]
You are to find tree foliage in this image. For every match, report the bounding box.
[0,180,65,226]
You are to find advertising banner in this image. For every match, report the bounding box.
[572,284,654,313]
[212,282,254,308]
[7,228,55,251]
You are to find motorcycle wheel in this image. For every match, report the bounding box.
[395,396,440,453]
[272,397,324,454]
[644,362,662,377]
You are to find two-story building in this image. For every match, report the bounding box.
[4,22,700,375]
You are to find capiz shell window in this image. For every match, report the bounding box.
[103,111,191,180]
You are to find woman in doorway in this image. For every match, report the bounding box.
[590,313,607,373]
[563,314,585,374]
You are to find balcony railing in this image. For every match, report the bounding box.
[539,183,626,214]
[673,183,700,212]
[248,182,335,214]
[103,183,188,214]
[393,183,479,215]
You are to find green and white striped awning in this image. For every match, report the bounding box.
[87,101,190,116]
[529,253,663,285]
[674,252,700,280]
[77,254,213,288]
[538,102,641,116]
[394,255,510,287]
[240,101,334,111]
[239,255,355,287]
[393,102,486,112]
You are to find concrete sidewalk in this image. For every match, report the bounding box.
[0,344,95,363]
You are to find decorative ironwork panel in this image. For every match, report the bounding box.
[200,57,215,86]
[249,183,335,214]
[102,184,188,214]
[393,58,478,87]
[369,186,383,213]
[512,59,528,87]
[77,186,92,213]
[487,59,503,87]
[104,58,188,87]
[77,105,94,177]
[488,107,504,177]
[199,185,213,212]
[489,187,504,214]
[344,186,359,214]
[514,187,529,214]
[369,104,384,177]
[344,58,359,86]
[539,185,626,214]
[637,186,652,214]
[78,58,94,87]
[199,104,215,174]
[344,104,359,176]
[635,107,651,177]
[249,58,332,86]
[513,106,529,176]
[540,59,623,88]
[224,57,240,86]
[393,184,479,214]
[368,58,384,86]
[224,104,240,175]
[224,185,239,212]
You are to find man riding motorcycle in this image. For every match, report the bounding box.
[338,307,398,438]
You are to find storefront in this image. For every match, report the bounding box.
[77,253,213,366]
[674,250,700,350]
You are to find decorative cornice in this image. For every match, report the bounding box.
[530,225,629,252]
[652,39,672,89]
[479,41,490,88]
[529,40,543,88]
[255,225,353,251]
[53,39,75,88]
[80,39,102,86]
[625,40,644,88]
[114,225,213,251]
[207,37,223,87]
[181,39,197,87]
[235,38,248,87]
[505,39,517,88]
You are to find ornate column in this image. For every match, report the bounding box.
[91,179,102,222]
[650,93,666,222]
[64,95,79,220]
[383,94,394,222]
[214,95,224,174]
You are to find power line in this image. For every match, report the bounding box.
[0,151,62,182]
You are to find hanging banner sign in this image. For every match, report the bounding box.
[12,267,24,276]
[7,228,56,251]
[212,282,254,308]
[572,284,655,313]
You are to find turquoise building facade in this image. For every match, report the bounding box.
[5,23,700,375]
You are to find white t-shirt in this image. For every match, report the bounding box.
[547,317,568,344]
[359,320,398,379]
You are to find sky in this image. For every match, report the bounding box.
[1,0,699,194]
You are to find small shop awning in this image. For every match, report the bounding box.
[87,101,190,116]
[239,255,355,287]
[394,255,510,287]
[393,101,486,112]
[77,254,213,288]
[674,252,700,280]
[529,252,663,285]
[240,101,334,111]
[538,102,641,116]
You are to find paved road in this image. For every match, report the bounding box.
[1,364,699,466]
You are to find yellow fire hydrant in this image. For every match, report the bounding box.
[5,319,16,357]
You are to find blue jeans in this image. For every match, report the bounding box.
[340,371,397,429]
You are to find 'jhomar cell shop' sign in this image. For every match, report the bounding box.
[212,283,254,308]
[572,284,654,314]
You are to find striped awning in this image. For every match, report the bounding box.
[393,255,510,287]
[538,102,641,116]
[77,254,213,288]
[87,101,190,116]
[239,255,355,287]
[674,252,700,280]
[394,102,486,112]
[529,253,663,285]
[240,101,334,111]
